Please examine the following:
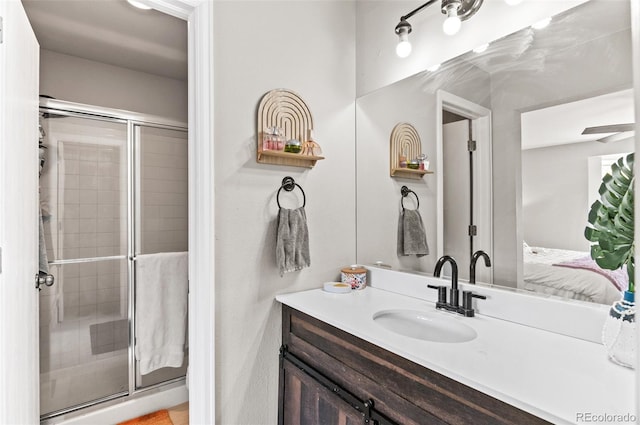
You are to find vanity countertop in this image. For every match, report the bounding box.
[276,287,636,425]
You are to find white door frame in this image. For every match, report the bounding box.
[4,0,216,421]
[144,1,215,423]
[436,90,493,282]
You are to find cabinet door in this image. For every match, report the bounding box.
[280,357,364,425]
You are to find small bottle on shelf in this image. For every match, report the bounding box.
[275,128,285,151]
[263,127,284,151]
[417,154,427,170]
[399,150,407,168]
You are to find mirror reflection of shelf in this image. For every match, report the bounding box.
[390,122,430,179]
[256,89,324,169]
[390,167,433,179]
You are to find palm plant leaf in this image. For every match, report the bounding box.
[585,153,635,293]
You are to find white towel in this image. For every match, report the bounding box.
[135,252,188,375]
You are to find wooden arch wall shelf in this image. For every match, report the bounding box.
[257,89,324,169]
[390,122,432,179]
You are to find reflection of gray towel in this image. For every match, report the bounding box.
[276,207,310,276]
[38,144,49,274]
[398,209,429,257]
[39,208,49,274]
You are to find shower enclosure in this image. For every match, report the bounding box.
[38,98,188,420]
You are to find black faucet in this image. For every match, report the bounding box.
[432,255,460,310]
[429,254,486,317]
[470,250,491,284]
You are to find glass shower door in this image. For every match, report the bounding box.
[134,124,189,388]
[39,113,130,416]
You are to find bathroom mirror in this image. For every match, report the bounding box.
[355,0,634,305]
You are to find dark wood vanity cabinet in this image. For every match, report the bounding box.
[278,305,550,425]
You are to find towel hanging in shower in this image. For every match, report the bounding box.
[135,251,188,375]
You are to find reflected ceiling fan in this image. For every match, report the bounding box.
[582,123,635,143]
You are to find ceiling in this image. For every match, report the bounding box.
[521,89,635,150]
[21,0,188,81]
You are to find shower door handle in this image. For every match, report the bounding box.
[35,272,55,291]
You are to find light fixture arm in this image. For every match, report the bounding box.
[399,0,439,22]
[398,0,483,23]
[394,0,483,58]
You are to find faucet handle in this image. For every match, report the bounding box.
[459,290,487,317]
[427,284,447,308]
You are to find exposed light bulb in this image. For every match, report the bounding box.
[443,15,462,35]
[395,20,412,58]
[442,3,462,35]
[396,37,412,58]
[127,0,152,10]
[504,0,523,5]
[532,17,552,29]
[473,43,489,53]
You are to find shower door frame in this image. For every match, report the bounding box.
[39,98,188,420]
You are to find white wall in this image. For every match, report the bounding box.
[39,50,187,122]
[356,0,587,96]
[213,2,356,424]
[522,139,634,251]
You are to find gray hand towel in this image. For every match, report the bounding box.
[276,207,310,276]
[398,209,429,257]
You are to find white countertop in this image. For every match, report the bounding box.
[276,287,636,425]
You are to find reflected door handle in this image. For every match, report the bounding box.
[35,273,55,291]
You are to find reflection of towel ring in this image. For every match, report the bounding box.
[277,176,306,208]
[401,185,419,210]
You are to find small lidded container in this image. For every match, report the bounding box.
[285,139,302,153]
[341,265,367,290]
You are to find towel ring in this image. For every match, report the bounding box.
[277,176,306,208]
[401,185,419,210]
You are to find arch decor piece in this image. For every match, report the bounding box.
[390,122,432,179]
[257,88,324,168]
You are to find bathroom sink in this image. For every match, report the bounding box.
[372,309,477,343]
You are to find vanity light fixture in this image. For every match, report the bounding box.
[532,17,552,29]
[441,0,462,35]
[395,20,413,58]
[126,0,152,10]
[394,0,484,57]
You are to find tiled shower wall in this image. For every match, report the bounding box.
[140,127,188,255]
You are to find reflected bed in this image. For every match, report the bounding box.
[522,246,625,305]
